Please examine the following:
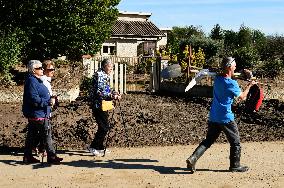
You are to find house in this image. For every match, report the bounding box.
[99,11,170,57]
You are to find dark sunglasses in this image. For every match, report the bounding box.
[34,67,43,70]
[46,68,55,71]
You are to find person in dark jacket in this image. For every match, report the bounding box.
[186,57,256,173]
[22,60,62,164]
[88,58,121,156]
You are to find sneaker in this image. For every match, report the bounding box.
[32,147,39,155]
[98,149,111,154]
[87,147,101,156]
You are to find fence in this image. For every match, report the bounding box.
[83,56,161,93]
[83,56,127,94]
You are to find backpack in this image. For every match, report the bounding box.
[245,84,264,112]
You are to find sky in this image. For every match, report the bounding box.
[117,0,284,35]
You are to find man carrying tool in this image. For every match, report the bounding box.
[186,57,256,173]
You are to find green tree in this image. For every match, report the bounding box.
[179,36,223,66]
[0,0,120,61]
[223,30,238,55]
[167,25,205,54]
[233,46,259,70]
[0,29,27,83]
[210,24,223,40]
[237,24,253,48]
[260,35,284,60]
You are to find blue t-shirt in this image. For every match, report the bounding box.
[209,76,241,123]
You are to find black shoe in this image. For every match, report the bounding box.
[229,166,249,172]
[186,145,207,174]
[229,146,249,172]
[23,156,40,164]
[186,158,196,173]
[47,155,63,164]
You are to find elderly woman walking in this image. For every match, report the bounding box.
[22,60,62,164]
[88,58,121,156]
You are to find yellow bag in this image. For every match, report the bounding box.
[101,100,114,111]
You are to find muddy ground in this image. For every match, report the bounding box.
[0,93,283,149]
[0,63,283,148]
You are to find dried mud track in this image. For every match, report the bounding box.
[0,142,283,188]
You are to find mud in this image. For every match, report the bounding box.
[1,93,283,149]
[0,64,283,149]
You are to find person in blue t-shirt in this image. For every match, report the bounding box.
[186,57,256,173]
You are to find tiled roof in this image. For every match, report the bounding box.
[112,20,165,37]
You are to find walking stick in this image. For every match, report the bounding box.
[103,100,129,157]
[102,103,116,157]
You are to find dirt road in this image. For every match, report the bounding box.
[0,142,283,188]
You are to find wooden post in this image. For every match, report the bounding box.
[156,57,161,91]
[188,45,192,81]
[114,63,119,92]
[119,63,124,94]
[124,63,127,94]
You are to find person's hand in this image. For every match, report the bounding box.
[114,94,121,100]
[249,80,257,87]
[50,97,56,106]
[243,69,254,80]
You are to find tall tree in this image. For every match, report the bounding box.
[223,30,238,55]
[167,25,205,54]
[237,24,253,48]
[210,24,223,40]
[0,0,120,61]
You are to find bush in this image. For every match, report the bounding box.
[233,46,260,70]
[80,76,93,96]
[0,29,27,83]
[255,58,284,79]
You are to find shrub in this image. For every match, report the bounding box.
[0,29,27,84]
[80,76,93,96]
[233,46,260,70]
[255,58,284,79]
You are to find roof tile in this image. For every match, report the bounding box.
[112,20,165,37]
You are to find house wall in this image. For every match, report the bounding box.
[99,11,164,57]
[157,29,171,49]
[116,39,138,57]
[118,11,150,21]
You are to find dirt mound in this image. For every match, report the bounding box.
[1,93,283,149]
[0,63,283,149]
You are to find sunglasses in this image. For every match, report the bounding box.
[34,67,43,70]
[46,68,55,71]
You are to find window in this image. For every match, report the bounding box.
[110,46,115,55]
[103,46,108,53]
[102,45,116,55]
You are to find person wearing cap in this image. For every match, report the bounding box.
[88,58,121,156]
[186,57,256,173]
[22,60,62,164]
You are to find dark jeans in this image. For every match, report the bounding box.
[24,119,55,157]
[90,108,111,150]
[200,121,241,151]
